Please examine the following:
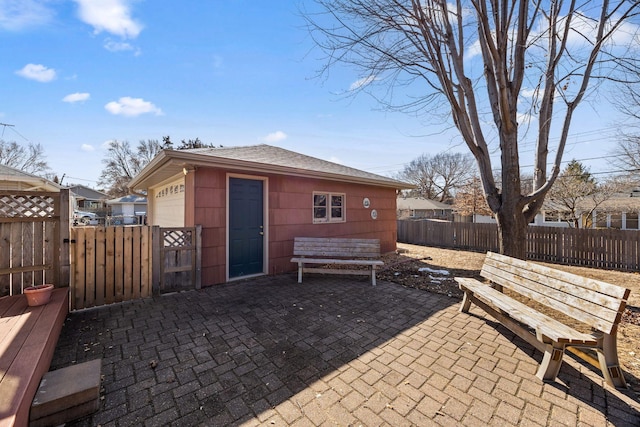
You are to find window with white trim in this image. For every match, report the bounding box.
[313,192,345,223]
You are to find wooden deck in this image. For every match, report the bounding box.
[0,288,69,427]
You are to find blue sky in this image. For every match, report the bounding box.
[0,0,628,188]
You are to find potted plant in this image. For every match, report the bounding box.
[24,284,54,307]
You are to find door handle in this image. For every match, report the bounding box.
[259,232,264,235]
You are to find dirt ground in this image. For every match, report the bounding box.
[378,243,640,395]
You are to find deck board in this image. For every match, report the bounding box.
[0,288,69,427]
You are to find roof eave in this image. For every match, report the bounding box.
[129,150,413,191]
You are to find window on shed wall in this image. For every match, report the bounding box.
[313,192,345,223]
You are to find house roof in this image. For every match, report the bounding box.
[0,164,62,191]
[106,195,147,205]
[396,197,453,211]
[67,185,109,200]
[129,144,412,190]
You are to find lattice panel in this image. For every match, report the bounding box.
[163,229,193,248]
[0,194,55,218]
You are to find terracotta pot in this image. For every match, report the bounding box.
[24,284,54,307]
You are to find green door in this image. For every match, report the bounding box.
[229,178,264,278]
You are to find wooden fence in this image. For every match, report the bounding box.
[70,225,201,310]
[0,190,70,297]
[397,220,640,271]
[70,226,152,310]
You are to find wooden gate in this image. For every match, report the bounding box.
[152,226,202,294]
[0,190,70,296]
[70,225,153,310]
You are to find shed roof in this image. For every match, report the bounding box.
[0,164,62,191]
[396,197,453,210]
[129,144,412,190]
[67,185,109,200]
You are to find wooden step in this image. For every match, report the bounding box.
[29,359,102,427]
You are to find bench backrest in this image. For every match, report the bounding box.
[481,252,630,334]
[293,237,381,259]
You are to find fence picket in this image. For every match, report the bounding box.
[95,226,106,306]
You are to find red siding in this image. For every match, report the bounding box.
[190,168,398,286]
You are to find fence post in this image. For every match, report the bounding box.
[58,189,71,287]
[195,225,202,290]
[151,225,161,295]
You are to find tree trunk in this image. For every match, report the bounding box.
[495,206,527,259]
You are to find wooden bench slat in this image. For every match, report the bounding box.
[482,263,621,334]
[487,252,631,300]
[456,278,596,345]
[301,267,373,277]
[290,257,384,266]
[484,257,627,314]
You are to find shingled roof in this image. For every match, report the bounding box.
[129,144,411,190]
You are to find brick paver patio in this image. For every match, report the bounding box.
[51,275,640,426]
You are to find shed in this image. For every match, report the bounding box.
[0,164,62,192]
[129,144,411,286]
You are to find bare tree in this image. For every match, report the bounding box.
[397,152,475,202]
[453,175,492,218]
[306,0,640,257]
[99,139,163,197]
[612,88,640,176]
[0,140,49,175]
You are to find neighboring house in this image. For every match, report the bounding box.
[396,197,453,221]
[129,144,411,286]
[535,188,640,230]
[0,164,62,192]
[105,195,147,225]
[67,185,109,213]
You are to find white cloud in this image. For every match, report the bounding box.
[81,144,95,152]
[63,92,90,103]
[262,131,287,143]
[349,75,376,91]
[104,38,141,55]
[105,97,163,117]
[0,0,55,31]
[15,63,56,82]
[329,156,343,164]
[74,0,142,39]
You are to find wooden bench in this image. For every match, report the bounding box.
[291,237,384,286]
[0,288,69,427]
[455,252,631,388]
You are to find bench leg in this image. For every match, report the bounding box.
[459,291,473,313]
[596,333,627,388]
[536,342,565,382]
[371,266,376,287]
[298,262,303,284]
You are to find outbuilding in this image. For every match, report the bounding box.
[129,144,410,286]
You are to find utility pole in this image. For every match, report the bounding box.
[0,123,15,138]
[0,122,14,138]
